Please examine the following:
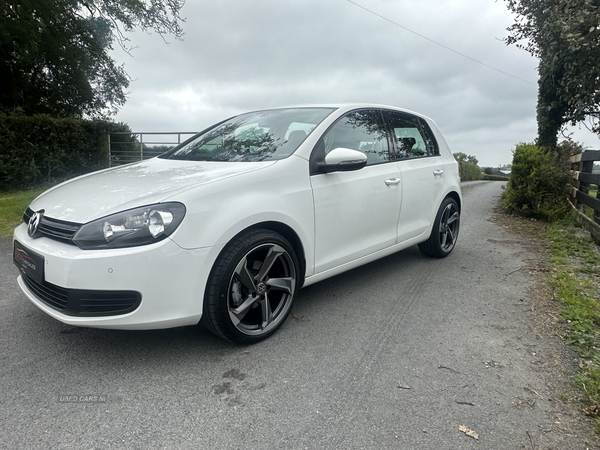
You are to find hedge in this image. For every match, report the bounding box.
[503,142,571,221]
[458,161,482,181]
[0,113,133,190]
[482,174,509,181]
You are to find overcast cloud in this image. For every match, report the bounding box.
[110,0,599,167]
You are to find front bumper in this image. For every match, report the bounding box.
[13,224,223,329]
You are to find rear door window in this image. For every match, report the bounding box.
[382,110,439,160]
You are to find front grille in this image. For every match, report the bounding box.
[22,274,141,317]
[23,208,81,244]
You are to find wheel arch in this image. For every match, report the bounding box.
[445,190,461,212]
[234,221,307,288]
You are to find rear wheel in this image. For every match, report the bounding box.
[418,197,460,258]
[202,229,299,344]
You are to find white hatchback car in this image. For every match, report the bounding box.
[14,104,461,343]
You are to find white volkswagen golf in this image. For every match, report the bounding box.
[14,104,461,343]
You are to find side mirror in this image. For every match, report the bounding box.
[320,148,368,173]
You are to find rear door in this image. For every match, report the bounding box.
[382,110,444,243]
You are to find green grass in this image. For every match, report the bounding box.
[547,218,600,425]
[583,188,598,220]
[0,189,45,239]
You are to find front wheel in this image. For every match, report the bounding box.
[418,197,460,258]
[202,229,299,344]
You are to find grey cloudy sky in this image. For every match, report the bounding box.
[111,0,599,167]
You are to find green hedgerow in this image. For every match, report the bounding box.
[504,143,571,221]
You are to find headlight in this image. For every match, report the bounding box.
[73,203,186,249]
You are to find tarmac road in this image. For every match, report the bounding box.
[0,181,590,449]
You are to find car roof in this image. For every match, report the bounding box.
[243,103,435,123]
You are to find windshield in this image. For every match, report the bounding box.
[161,108,335,162]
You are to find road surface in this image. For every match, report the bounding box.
[0,181,593,449]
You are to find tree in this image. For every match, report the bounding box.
[0,0,184,118]
[453,152,479,165]
[505,0,600,149]
[453,153,481,181]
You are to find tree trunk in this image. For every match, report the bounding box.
[536,63,566,150]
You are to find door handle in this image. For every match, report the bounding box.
[384,178,401,186]
[433,169,444,178]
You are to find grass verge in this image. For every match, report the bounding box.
[584,188,598,220]
[0,189,45,239]
[547,218,600,429]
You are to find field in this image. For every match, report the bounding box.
[0,189,45,239]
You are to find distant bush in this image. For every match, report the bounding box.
[0,113,133,190]
[459,161,482,181]
[143,144,174,159]
[148,145,175,154]
[503,142,570,221]
[482,174,509,181]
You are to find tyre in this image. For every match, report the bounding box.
[418,197,460,258]
[202,229,299,344]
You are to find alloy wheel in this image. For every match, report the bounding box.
[227,243,296,336]
[439,203,459,252]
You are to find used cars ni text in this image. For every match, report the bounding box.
[14,104,462,344]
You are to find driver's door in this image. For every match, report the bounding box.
[309,110,402,274]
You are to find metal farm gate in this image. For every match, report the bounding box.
[108,132,198,167]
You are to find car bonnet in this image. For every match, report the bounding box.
[28,158,276,223]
